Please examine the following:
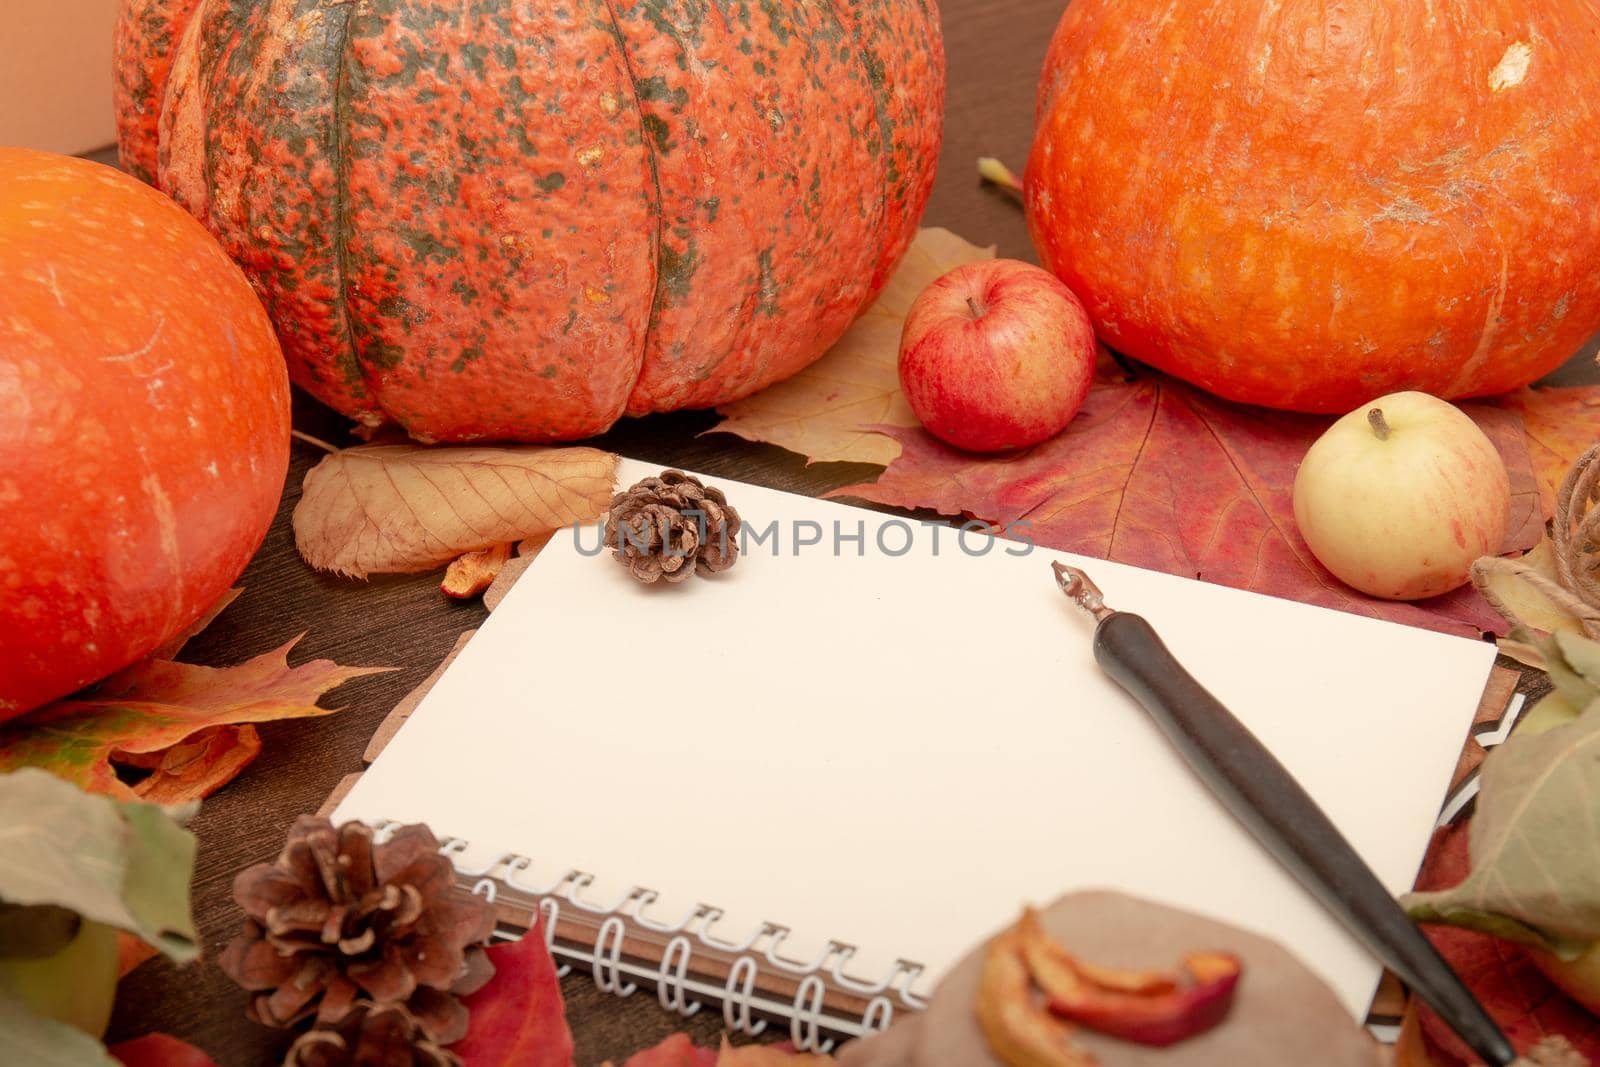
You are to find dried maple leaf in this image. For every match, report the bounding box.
[712,228,994,465]
[113,724,261,805]
[293,444,617,578]
[454,925,574,1067]
[0,638,389,801]
[832,368,1541,638]
[1498,386,1600,517]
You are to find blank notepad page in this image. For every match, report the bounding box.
[334,459,1496,1018]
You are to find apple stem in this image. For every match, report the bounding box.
[966,296,987,320]
[1367,407,1391,441]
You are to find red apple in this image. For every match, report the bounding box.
[898,259,1096,453]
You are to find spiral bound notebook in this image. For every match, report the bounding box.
[331,459,1499,1052]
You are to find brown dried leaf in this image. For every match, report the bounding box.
[711,228,994,465]
[441,543,514,600]
[293,445,617,578]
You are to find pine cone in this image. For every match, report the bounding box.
[218,818,495,1043]
[604,470,741,584]
[284,1002,462,1067]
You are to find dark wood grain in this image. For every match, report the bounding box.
[100,0,1598,1063]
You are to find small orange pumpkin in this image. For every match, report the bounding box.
[0,149,290,717]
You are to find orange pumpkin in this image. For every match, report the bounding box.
[0,149,290,717]
[1025,1,1600,413]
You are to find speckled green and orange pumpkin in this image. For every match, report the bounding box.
[115,0,945,442]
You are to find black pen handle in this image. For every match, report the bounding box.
[1092,611,1515,1067]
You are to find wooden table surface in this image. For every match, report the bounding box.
[101,1,1600,1064]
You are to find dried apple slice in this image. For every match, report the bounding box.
[976,931,1097,1067]
[1016,906,1241,1047]
[1045,951,1243,1048]
[1018,909,1178,999]
[917,891,1385,1067]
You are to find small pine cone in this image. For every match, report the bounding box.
[604,470,741,584]
[284,1002,462,1067]
[218,818,495,1044]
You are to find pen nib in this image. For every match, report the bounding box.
[1052,562,1114,621]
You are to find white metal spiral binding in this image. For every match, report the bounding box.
[722,956,767,1037]
[368,824,927,1053]
[861,995,894,1032]
[538,898,571,978]
[593,916,637,997]
[790,974,833,1053]
[657,935,701,1017]
[631,889,704,935]
[761,926,842,974]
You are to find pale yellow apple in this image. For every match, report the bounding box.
[1292,391,1509,600]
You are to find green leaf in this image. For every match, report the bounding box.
[0,770,197,962]
[1538,631,1600,711]
[0,986,117,1067]
[115,802,198,961]
[1402,698,1600,959]
[1520,690,1587,738]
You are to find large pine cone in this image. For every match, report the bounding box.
[604,470,741,584]
[218,818,494,1043]
[284,1002,461,1067]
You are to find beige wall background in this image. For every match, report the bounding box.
[1,0,120,155]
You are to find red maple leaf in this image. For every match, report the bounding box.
[108,1034,221,1067]
[833,368,1542,638]
[455,925,574,1067]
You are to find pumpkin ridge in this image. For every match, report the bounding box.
[324,0,376,412]
[597,0,666,408]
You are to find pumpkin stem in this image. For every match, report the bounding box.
[1367,408,1392,441]
[291,430,341,454]
[966,296,987,320]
